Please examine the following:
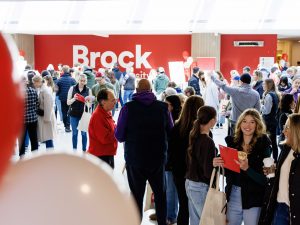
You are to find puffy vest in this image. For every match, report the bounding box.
[68,84,89,118]
[263,92,279,126]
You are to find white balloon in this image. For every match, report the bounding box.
[187,56,193,64]
[0,152,139,225]
[183,61,190,68]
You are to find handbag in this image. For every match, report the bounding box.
[36,108,44,116]
[77,104,92,132]
[199,167,227,225]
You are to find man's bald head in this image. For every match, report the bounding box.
[136,79,152,93]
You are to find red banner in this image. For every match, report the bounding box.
[35,35,191,77]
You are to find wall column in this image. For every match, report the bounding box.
[191,33,221,70]
[11,34,35,68]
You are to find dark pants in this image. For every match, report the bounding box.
[126,165,167,225]
[228,119,236,136]
[19,121,38,156]
[173,174,189,225]
[61,100,70,129]
[97,155,114,169]
[272,203,290,225]
[267,124,278,162]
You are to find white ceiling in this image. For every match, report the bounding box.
[0,0,299,38]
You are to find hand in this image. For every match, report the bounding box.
[85,96,95,102]
[74,94,80,101]
[235,158,249,171]
[213,157,224,167]
[291,88,297,94]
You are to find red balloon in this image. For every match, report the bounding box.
[0,34,24,182]
[19,50,25,57]
[282,53,288,62]
[182,50,190,60]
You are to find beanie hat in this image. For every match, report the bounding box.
[41,70,51,77]
[240,73,252,84]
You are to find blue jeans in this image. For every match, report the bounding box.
[124,90,134,103]
[55,95,63,121]
[24,130,29,148]
[70,116,87,151]
[165,171,179,222]
[227,185,261,225]
[185,179,209,225]
[44,140,54,148]
[116,90,124,108]
[272,203,290,225]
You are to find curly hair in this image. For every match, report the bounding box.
[234,109,266,153]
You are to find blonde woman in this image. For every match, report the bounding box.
[213,109,272,225]
[32,75,56,149]
[67,74,93,151]
[259,113,300,225]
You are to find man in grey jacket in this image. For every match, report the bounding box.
[209,72,261,135]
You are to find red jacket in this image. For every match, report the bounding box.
[88,106,117,156]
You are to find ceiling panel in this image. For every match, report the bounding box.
[0,0,299,37]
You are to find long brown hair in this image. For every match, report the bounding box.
[175,95,204,138]
[188,106,217,161]
[44,75,54,92]
[281,113,300,153]
[234,109,266,153]
[263,78,281,100]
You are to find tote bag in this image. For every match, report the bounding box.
[199,167,227,225]
[77,105,92,132]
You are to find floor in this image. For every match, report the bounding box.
[13,110,228,225]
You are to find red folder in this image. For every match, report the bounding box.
[219,145,240,173]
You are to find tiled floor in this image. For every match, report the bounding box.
[13,111,228,225]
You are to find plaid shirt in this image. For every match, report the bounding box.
[24,86,38,123]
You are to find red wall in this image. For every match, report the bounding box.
[220,34,277,80]
[34,35,191,76]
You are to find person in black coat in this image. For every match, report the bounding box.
[276,94,295,143]
[259,113,300,225]
[168,96,205,225]
[252,70,264,99]
[213,109,272,225]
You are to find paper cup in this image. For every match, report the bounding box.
[263,157,275,178]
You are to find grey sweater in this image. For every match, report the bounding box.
[212,76,261,122]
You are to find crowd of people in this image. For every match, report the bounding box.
[20,62,300,225]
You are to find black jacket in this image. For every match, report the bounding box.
[259,145,300,225]
[168,125,212,178]
[253,80,264,99]
[225,135,272,209]
[168,124,190,177]
[124,100,170,169]
[188,74,201,95]
[56,73,76,101]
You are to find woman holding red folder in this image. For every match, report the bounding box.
[213,109,272,225]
